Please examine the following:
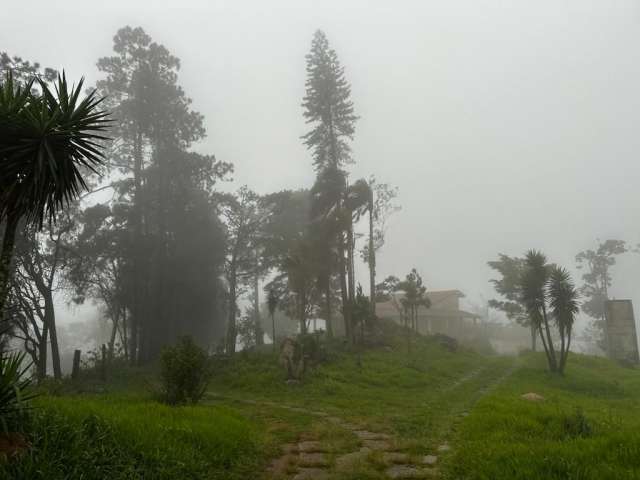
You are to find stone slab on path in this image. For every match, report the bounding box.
[354,430,391,440]
[362,439,395,451]
[281,443,298,454]
[292,468,331,480]
[422,455,438,465]
[385,465,436,479]
[382,452,411,465]
[335,449,371,471]
[298,441,325,453]
[298,452,329,467]
[268,453,295,477]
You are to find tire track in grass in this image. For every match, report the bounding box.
[431,356,520,468]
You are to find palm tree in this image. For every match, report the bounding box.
[344,178,370,322]
[548,266,580,374]
[0,72,110,319]
[520,250,579,374]
[521,250,558,371]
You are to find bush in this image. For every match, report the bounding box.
[159,337,210,405]
[298,332,327,364]
[0,351,36,432]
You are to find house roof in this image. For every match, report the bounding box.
[376,289,479,320]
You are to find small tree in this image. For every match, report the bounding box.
[396,269,430,333]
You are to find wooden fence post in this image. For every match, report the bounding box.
[101,344,107,381]
[71,349,81,380]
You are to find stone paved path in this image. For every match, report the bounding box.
[265,403,439,479]
[216,358,520,479]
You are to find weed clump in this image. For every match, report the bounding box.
[561,407,593,439]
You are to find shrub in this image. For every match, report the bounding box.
[298,332,326,364]
[0,351,36,432]
[159,337,210,405]
[432,333,459,352]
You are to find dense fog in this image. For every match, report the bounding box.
[4,0,640,354]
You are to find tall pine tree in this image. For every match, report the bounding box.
[302,30,358,341]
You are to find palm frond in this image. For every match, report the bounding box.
[0,70,112,226]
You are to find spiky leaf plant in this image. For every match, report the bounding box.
[0,351,36,433]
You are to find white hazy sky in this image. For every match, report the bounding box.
[4,0,640,337]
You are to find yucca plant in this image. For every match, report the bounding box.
[548,266,580,374]
[0,71,110,317]
[0,351,36,433]
[520,250,580,374]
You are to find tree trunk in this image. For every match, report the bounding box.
[338,237,351,342]
[45,291,62,380]
[530,323,537,351]
[541,305,558,372]
[558,324,566,375]
[346,219,356,345]
[38,321,49,380]
[536,322,553,369]
[299,289,308,335]
[253,270,263,346]
[368,205,376,316]
[121,307,129,361]
[155,140,171,361]
[226,273,237,354]
[325,284,333,338]
[347,222,356,303]
[0,215,19,321]
[560,329,572,373]
[71,350,81,380]
[108,311,119,360]
[271,312,276,353]
[130,130,143,365]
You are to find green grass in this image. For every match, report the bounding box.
[208,336,515,454]
[1,393,262,480]
[446,353,640,480]
[5,331,640,479]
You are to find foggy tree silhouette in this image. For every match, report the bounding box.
[575,239,627,351]
[303,30,358,344]
[96,26,229,362]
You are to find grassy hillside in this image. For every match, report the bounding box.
[208,337,514,454]
[447,353,640,480]
[3,335,639,479]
